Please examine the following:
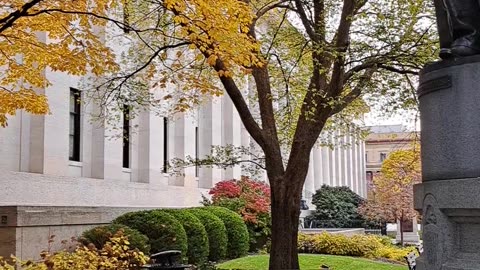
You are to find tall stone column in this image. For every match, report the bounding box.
[350,135,359,194]
[198,99,222,188]
[329,137,337,186]
[304,151,315,201]
[321,147,331,186]
[313,148,323,191]
[221,95,242,180]
[131,110,164,184]
[359,141,366,197]
[414,56,480,270]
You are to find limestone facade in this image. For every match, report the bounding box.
[0,81,367,207]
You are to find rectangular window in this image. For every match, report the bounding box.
[366,171,373,182]
[123,105,130,168]
[163,117,168,173]
[69,88,81,161]
[380,153,387,162]
[195,126,199,177]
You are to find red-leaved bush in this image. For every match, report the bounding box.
[208,176,270,223]
[204,176,271,250]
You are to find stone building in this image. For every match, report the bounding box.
[0,10,367,260]
[364,124,420,243]
[0,85,367,259]
[365,125,419,187]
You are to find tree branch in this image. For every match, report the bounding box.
[256,0,293,19]
[328,0,356,98]
[293,0,317,41]
[0,0,44,33]
[329,67,377,116]
[212,60,267,150]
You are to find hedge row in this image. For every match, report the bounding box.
[113,210,188,255]
[81,206,248,265]
[298,232,416,263]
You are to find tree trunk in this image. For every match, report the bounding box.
[269,178,303,270]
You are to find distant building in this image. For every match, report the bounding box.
[364,125,419,195]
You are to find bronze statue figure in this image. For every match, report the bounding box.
[434,0,480,58]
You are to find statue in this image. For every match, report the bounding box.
[434,0,480,58]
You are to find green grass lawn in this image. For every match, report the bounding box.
[217,254,406,270]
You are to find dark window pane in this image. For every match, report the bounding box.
[163,117,168,173]
[123,105,130,168]
[69,88,81,161]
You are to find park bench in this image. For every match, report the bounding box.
[141,250,191,270]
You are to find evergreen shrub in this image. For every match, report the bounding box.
[160,209,209,265]
[113,210,188,255]
[80,223,150,253]
[187,208,228,261]
[200,206,249,259]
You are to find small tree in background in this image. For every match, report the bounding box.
[307,185,367,228]
[203,176,271,251]
[359,148,421,246]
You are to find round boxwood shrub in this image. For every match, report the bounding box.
[113,210,188,255]
[187,208,227,261]
[199,206,249,259]
[80,224,150,253]
[159,209,209,265]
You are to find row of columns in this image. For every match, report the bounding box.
[303,132,366,199]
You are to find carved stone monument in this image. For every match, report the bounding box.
[414,1,480,269]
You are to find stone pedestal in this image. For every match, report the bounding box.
[415,56,480,270]
[395,217,420,244]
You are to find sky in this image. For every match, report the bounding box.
[364,109,420,131]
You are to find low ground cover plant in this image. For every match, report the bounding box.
[298,232,415,263]
[0,233,147,270]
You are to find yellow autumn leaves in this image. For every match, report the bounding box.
[0,0,118,126]
[163,0,263,72]
[0,0,263,126]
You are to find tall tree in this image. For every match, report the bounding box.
[2,0,437,268]
[359,148,421,245]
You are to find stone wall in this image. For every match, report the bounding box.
[0,206,173,260]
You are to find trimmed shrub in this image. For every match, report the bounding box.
[160,209,209,265]
[113,210,188,255]
[199,206,249,259]
[307,185,367,228]
[187,208,228,261]
[298,232,415,263]
[80,223,150,253]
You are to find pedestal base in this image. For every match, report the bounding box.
[414,178,480,270]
